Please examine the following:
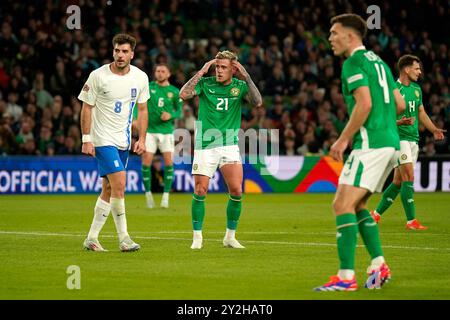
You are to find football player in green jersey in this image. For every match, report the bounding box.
[315,14,406,292]
[180,50,262,250]
[371,55,446,229]
[135,64,182,209]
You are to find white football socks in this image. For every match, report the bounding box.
[338,269,355,280]
[225,228,236,240]
[110,197,129,242]
[370,256,385,269]
[87,197,111,240]
[193,230,203,240]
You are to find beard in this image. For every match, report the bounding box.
[114,60,129,70]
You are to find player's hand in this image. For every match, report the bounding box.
[433,128,446,140]
[81,142,95,157]
[133,139,146,155]
[199,59,216,76]
[330,137,349,162]
[397,116,415,126]
[232,61,249,78]
[160,112,172,121]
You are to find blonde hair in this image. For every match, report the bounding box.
[215,50,238,61]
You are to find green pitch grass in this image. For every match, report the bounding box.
[0,193,449,300]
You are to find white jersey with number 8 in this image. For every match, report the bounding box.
[78,64,150,150]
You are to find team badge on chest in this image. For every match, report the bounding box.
[230,87,240,96]
[131,88,137,98]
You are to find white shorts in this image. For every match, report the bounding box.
[192,145,242,178]
[145,133,174,154]
[395,140,419,168]
[338,147,397,193]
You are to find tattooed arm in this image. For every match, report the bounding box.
[233,61,263,108]
[180,59,216,100]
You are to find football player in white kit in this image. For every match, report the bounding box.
[78,34,150,252]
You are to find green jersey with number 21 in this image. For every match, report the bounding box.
[194,76,248,149]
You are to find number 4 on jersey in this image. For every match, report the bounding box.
[374,64,390,103]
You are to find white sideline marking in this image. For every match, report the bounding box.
[1,230,450,252]
[130,230,450,237]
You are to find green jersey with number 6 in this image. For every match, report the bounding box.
[396,80,421,143]
[194,76,248,149]
[134,81,182,134]
[341,48,400,150]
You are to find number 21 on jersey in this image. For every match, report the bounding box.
[216,98,228,111]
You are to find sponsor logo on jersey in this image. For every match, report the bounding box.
[401,154,408,160]
[415,90,419,98]
[230,87,240,96]
[167,92,174,98]
[82,84,90,92]
[151,89,156,94]
[131,88,137,98]
[193,164,198,171]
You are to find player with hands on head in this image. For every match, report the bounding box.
[180,50,262,250]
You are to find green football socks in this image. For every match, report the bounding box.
[336,214,358,270]
[192,194,206,230]
[376,183,400,215]
[357,209,383,259]
[226,195,242,230]
[401,181,416,221]
[163,165,174,193]
[141,165,151,192]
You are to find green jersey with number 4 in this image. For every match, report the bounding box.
[341,48,400,150]
[194,76,248,149]
[396,80,421,143]
[134,81,182,134]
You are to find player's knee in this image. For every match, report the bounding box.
[142,155,152,166]
[194,184,208,197]
[332,198,352,215]
[102,185,112,198]
[403,173,414,182]
[228,185,242,197]
[111,181,126,197]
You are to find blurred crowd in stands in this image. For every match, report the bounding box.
[0,0,448,157]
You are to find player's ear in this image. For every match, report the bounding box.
[130,51,134,60]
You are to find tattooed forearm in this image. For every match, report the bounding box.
[244,74,263,107]
[180,71,203,100]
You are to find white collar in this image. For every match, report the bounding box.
[350,45,366,56]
